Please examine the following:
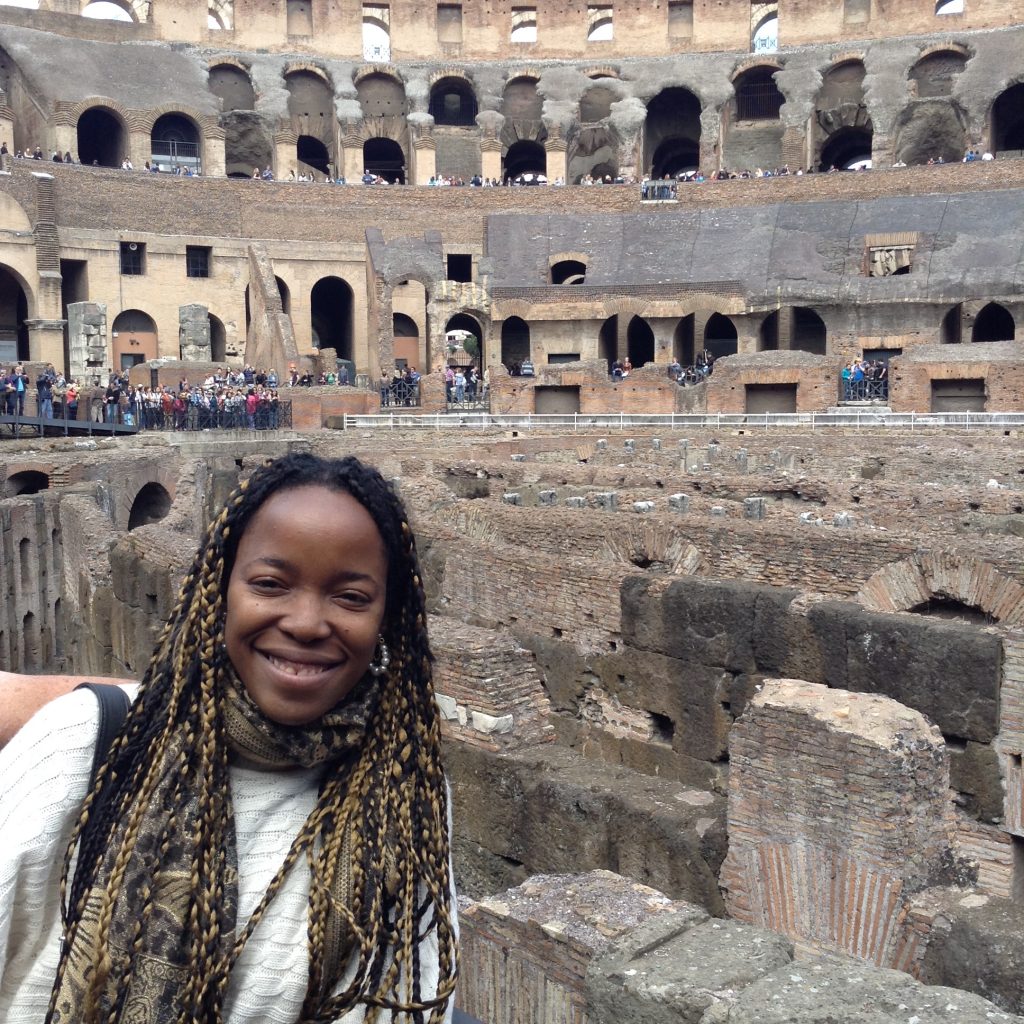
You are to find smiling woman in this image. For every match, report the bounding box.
[0,453,458,1024]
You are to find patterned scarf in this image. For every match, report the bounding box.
[50,674,380,1024]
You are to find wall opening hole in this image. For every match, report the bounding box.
[649,711,674,745]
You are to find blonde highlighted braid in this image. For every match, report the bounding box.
[47,453,458,1024]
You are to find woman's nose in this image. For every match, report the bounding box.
[280,592,332,640]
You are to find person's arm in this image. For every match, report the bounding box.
[0,671,135,748]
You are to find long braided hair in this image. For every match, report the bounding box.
[49,452,458,1023]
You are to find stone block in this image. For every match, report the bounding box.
[633,500,655,513]
[565,496,586,508]
[596,438,607,451]
[538,490,557,506]
[652,438,661,450]
[833,511,855,527]
[471,710,514,734]
[624,439,636,454]
[799,510,823,525]
[744,497,767,521]
[710,505,726,517]
[595,492,617,510]
[435,692,459,720]
[669,493,690,513]
[511,454,527,462]
[503,492,522,505]
[587,916,792,1024]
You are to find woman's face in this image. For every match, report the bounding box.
[225,485,388,726]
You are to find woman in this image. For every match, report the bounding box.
[0,453,458,1022]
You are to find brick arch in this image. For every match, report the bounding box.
[506,68,542,84]
[857,551,1024,624]
[494,299,533,320]
[549,250,589,267]
[428,67,474,88]
[353,117,407,144]
[602,297,654,318]
[353,64,404,86]
[584,65,620,79]
[730,57,784,81]
[914,41,972,62]
[81,0,150,22]
[601,525,701,575]
[283,62,333,86]
[823,52,868,73]
[207,55,249,73]
[136,105,222,139]
[67,97,131,127]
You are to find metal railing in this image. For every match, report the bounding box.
[342,410,1024,431]
[842,378,889,402]
[136,400,293,431]
[640,179,679,201]
[380,380,420,408]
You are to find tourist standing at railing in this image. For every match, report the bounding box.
[65,381,78,421]
[11,364,28,415]
[454,369,466,404]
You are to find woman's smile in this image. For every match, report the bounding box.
[225,485,389,725]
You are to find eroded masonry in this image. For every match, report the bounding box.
[4,426,1024,1021]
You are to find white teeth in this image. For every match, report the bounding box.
[267,654,328,677]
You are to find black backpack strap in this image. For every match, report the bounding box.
[76,682,131,790]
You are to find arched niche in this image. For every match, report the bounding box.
[393,312,419,368]
[909,50,967,99]
[297,134,330,175]
[759,310,779,351]
[992,83,1024,154]
[940,304,962,344]
[820,126,873,170]
[128,482,172,531]
[0,263,31,362]
[311,277,354,361]
[5,470,49,497]
[357,73,407,119]
[209,63,255,112]
[208,313,227,362]
[502,77,543,121]
[445,312,484,365]
[551,259,587,285]
[580,84,616,123]
[77,106,126,167]
[674,313,696,364]
[734,66,784,121]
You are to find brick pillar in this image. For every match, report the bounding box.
[202,129,226,177]
[545,135,568,184]
[616,313,628,364]
[413,138,436,185]
[128,124,152,171]
[778,305,795,350]
[342,127,364,182]
[721,679,959,972]
[25,320,66,368]
[481,137,502,182]
[273,125,297,180]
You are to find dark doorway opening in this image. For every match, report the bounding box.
[504,139,546,181]
[128,482,173,531]
[940,304,962,344]
[311,277,354,360]
[819,126,873,170]
[77,107,125,167]
[534,385,581,414]
[298,135,330,175]
[792,307,827,355]
[703,313,738,360]
[598,315,617,371]
[992,83,1024,153]
[972,303,1015,342]
[501,316,531,368]
[746,383,797,414]
[363,137,405,182]
[627,315,655,367]
[447,254,473,283]
[931,378,986,412]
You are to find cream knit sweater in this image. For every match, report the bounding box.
[0,688,453,1023]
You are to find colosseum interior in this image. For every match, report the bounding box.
[2,0,1024,1020]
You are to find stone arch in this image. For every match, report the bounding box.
[445,311,486,365]
[815,59,872,169]
[128,481,173,531]
[503,139,546,180]
[792,306,827,354]
[208,0,233,30]
[704,312,738,359]
[285,67,336,168]
[208,312,227,361]
[429,75,478,126]
[857,552,1024,625]
[77,104,128,167]
[643,87,702,178]
[580,84,616,123]
[585,66,620,79]
[627,315,654,367]
[208,62,255,112]
[363,137,405,181]
[674,313,696,364]
[972,302,1015,342]
[82,0,149,22]
[601,525,702,575]
[991,82,1024,154]
[550,255,587,285]
[5,469,49,496]
[940,303,962,344]
[759,310,778,351]
[0,260,36,358]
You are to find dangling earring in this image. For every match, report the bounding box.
[368,636,391,677]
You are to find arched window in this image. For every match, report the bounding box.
[83,1,134,21]
[362,5,391,61]
[734,67,784,120]
[297,134,330,175]
[550,260,587,285]
[759,310,778,351]
[935,0,964,13]
[357,73,407,119]
[587,6,613,41]
[510,7,537,43]
[972,303,1015,343]
[445,313,484,365]
[429,77,478,126]
[752,12,778,54]
[0,264,29,362]
[502,77,543,121]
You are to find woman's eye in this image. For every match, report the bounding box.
[251,577,284,592]
[337,590,371,605]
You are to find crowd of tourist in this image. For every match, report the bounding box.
[380,364,422,406]
[2,363,82,421]
[841,357,889,401]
